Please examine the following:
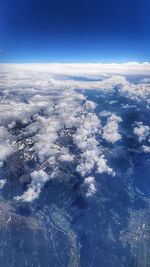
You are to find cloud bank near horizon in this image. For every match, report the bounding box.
[1,62,150,76]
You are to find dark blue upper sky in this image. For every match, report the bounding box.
[0,0,150,62]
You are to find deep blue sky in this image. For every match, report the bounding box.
[0,0,150,62]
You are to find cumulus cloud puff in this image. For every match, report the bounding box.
[143,145,150,153]
[102,114,122,143]
[15,169,49,202]
[84,176,96,197]
[0,126,16,166]
[59,152,74,162]
[0,179,6,189]
[133,122,149,142]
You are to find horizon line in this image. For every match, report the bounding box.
[0,61,150,65]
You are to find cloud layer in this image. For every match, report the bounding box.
[0,63,149,201]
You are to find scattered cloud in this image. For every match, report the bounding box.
[0,126,16,166]
[133,122,149,142]
[0,179,6,189]
[0,64,149,201]
[84,176,96,197]
[102,114,122,143]
[83,100,97,111]
[59,152,74,162]
[143,145,150,153]
[15,169,49,202]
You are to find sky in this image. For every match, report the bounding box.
[0,0,150,63]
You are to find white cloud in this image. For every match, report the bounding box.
[1,62,150,76]
[0,144,14,166]
[96,155,115,176]
[133,122,149,142]
[143,145,150,153]
[73,113,115,177]
[0,63,149,201]
[0,126,16,165]
[84,176,96,197]
[102,114,122,143]
[73,113,101,176]
[15,169,49,202]
[0,179,6,189]
[83,100,97,111]
[100,111,112,117]
[32,117,60,161]
[59,153,74,162]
